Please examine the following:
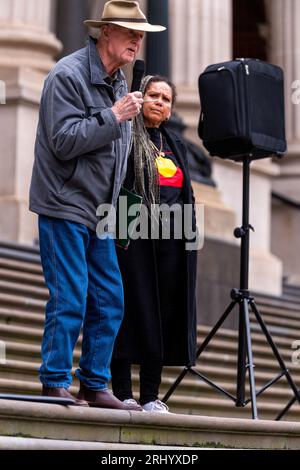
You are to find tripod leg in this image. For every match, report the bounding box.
[163,300,238,403]
[162,367,189,403]
[196,300,237,357]
[242,298,258,419]
[236,301,247,407]
[276,396,296,421]
[250,301,300,397]
[250,300,300,418]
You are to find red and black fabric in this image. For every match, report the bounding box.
[112,127,198,367]
[147,127,184,207]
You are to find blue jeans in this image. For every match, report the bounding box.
[38,215,124,391]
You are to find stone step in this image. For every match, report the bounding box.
[2,363,299,397]
[1,336,293,369]
[1,307,296,345]
[1,321,299,381]
[0,303,298,353]
[200,325,296,349]
[283,293,300,303]
[199,349,297,373]
[256,303,300,322]
[1,279,300,339]
[1,250,299,313]
[1,252,300,431]
[164,394,300,421]
[2,282,300,320]
[1,265,300,317]
[0,323,44,344]
[0,386,296,425]
[0,356,299,422]
[283,291,300,301]
[0,359,298,406]
[0,300,297,345]
[0,246,40,265]
[0,297,296,347]
[0,293,45,312]
[0,280,48,301]
[250,322,299,339]
[250,311,300,330]
[1,355,300,403]
[283,282,300,295]
[198,332,296,358]
[1,399,300,448]
[1,293,299,342]
[159,375,297,404]
[0,307,44,327]
[282,294,300,304]
[0,268,45,288]
[256,296,300,313]
[0,436,198,450]
[162,364,300,398]
[4,340,42,362]
[1,322,298,370]
[0,241,39,255]
[0,257,43,276]
[0,378,41,395]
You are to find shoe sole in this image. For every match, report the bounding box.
[87,401,142,410]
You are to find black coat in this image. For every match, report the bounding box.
[113,127,198,366]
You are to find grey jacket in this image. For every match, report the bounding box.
[29,37,131,231]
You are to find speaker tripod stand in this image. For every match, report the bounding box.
[163,155,300,420]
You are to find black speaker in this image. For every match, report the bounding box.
[198,58,287,161]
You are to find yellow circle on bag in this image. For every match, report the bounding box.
[156,156,177,178]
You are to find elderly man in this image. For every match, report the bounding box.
[29,1,165,409]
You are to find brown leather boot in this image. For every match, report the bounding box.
[42,386,89,407]
[77,383,142,410]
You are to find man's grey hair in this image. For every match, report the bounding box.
[97,23,117,41]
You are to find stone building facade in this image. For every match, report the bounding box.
[0,1,299,310]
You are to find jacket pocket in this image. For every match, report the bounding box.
[58,159,80,196]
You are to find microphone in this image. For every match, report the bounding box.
[131,60,145,92]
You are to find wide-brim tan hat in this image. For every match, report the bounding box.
[84,0,166,33]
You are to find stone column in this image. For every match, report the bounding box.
[169,0,234,223]
[146,0,169,76]
[170,0,232,138]
[169,0,282,300]
[266,0,300,153]
[170,0,235,233]
[89,0,106,19]
[265,0,300,284]
[168,0,235,324]
[0,0,61,244]
[56,0,89,58]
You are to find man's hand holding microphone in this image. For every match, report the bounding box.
[112,91,143,123]
[112,59,145,123]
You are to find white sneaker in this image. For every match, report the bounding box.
[123,398,139,406]
[142,400,170,413]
